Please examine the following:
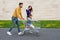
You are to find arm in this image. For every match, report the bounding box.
[16,8,23,19]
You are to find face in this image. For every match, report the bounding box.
[19,4,23,8]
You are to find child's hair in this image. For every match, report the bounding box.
[28,5,33,12]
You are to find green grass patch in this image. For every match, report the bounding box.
[0,20,60,28]
[40,20,60,28]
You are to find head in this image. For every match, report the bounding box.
[28,5,33,12]
[19,3,23,8]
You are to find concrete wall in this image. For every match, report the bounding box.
[0,0,60,20]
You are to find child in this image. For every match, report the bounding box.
[26,5,34,28]
[24,5,34,31]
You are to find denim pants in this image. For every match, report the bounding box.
[9,17,20,32]
[27,17,32,26]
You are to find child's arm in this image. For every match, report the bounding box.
[28,18,32,21]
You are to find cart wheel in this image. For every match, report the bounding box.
[32,29,40,37]
[35,32,40,37]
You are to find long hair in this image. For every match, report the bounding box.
[28,5,33,12]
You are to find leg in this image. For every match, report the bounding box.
[7,17,16,35]
[9,17,16,32]
[16,19,24,35]
[16,19,20,32]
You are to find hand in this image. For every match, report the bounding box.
[22,18,24,20]
[20,18,24,20]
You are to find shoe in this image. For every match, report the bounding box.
[7,31,12,35]
[18,32,24,35]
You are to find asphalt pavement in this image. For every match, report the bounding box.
[0,28,60,40]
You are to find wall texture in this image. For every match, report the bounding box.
[0,0,60,20]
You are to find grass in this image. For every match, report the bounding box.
[40,20,60,28]
[0,20,60,28]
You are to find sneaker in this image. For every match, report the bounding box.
[18,32,24,35]
[7,31,12,35]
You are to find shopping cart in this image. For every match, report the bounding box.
[22,19,40,36]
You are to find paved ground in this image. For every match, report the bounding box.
[0,28,60,40]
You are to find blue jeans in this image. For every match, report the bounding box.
[9,17,20,32]
[27,17,32,26]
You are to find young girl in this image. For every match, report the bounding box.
[26,5,34,29]
[23,5,39,34]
